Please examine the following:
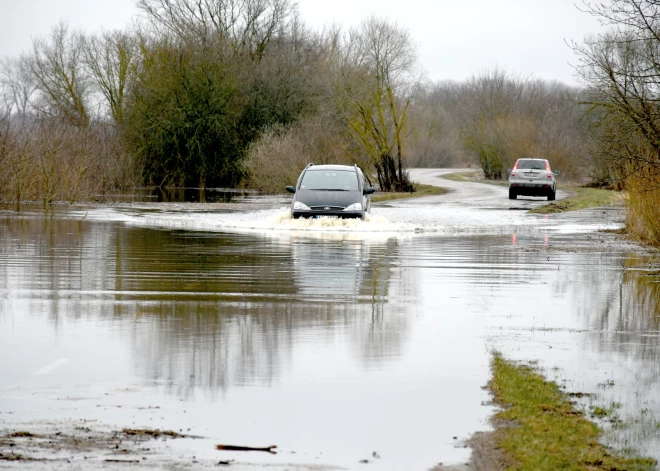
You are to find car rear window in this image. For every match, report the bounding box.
[517,160,546,170]
[300,170,359,191]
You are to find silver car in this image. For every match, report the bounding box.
[508,158,559,200]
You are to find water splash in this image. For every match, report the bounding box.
[58,202,623,239]
[268,209,415,232]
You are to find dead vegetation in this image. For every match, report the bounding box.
[0,452,37,462]
[242,115,364,193]
[0,114,137,204]
[121,428,183,439]
[0,425,195,466]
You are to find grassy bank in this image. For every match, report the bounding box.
[442,171,621,214]
[489,353,655,471]
[529,187,622,214]
[371,183,449,203]
[442,170,506,185]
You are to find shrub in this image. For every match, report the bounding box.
[242,115,365,193]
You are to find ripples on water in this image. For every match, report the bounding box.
[0,205,658,469]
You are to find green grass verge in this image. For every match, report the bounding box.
[529,187,622,214]
[442,170,500,184]
[489,353,655,471]
[370,183,449,203]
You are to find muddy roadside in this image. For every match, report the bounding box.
[0,420,501,470]
[431,424,509,471]
[0,421,333,470]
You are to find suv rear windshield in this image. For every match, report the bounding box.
[300,170,359,191]
[516,160,546,170]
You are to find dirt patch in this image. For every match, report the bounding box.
[441,170,486,182]
[121,428,184,439]
[429,420,512,471]
[0,423,206,468]
[466,425,511,471]
[5,431,39,438]
[0,452,38,462]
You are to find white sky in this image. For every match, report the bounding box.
[0,0,604,85]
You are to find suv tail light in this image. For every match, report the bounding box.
[511,160,519,177]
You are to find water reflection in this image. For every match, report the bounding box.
[621,258,660,330]
[564,253,660,360]
[4,209,660,466]
[0,213,413,398]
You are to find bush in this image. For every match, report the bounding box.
[0,115,136,204]
[242,115,365,193]
[625,172,660,246]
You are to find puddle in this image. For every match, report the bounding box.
[0,203,657,469]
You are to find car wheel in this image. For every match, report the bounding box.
[548,189,556,201]
[508,188,517,200]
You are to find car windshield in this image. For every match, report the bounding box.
[300,170,359,191]
[517,160,546,170]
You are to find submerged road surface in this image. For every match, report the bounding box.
[1,169,658,470]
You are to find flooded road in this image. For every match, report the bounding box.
[1,169,659,470]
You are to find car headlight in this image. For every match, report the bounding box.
[343,203,362,211]
[293,201,311,210]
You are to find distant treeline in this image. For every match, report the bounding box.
[0,0,659,244]
[0,0,594,200]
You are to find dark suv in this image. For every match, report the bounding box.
[285,164,375,220]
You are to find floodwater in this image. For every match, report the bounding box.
[1,172,660,470]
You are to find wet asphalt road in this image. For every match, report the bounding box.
[406,168,570,209]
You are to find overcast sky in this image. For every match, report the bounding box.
[0,0,604,85]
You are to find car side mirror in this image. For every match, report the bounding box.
[363,187,376,195]
[553,170,560,176]
[507,169,512,174]
[285,185,296,193]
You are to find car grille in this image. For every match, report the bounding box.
[309,205,345,211]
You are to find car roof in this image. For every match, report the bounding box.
[516,158,547,161]
[306,164,358,172]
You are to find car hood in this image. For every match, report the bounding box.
[295,189,361,208]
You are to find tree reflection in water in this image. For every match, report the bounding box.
[0,214,414,398]
[127,232,414,399]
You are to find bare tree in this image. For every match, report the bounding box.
[82,30,137,125]
[29,21,91,127]
[0,55,37,117]
[136,0,295,58]
[334,16,419,192]
[574,1,660,183]
[573,0,660,244]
